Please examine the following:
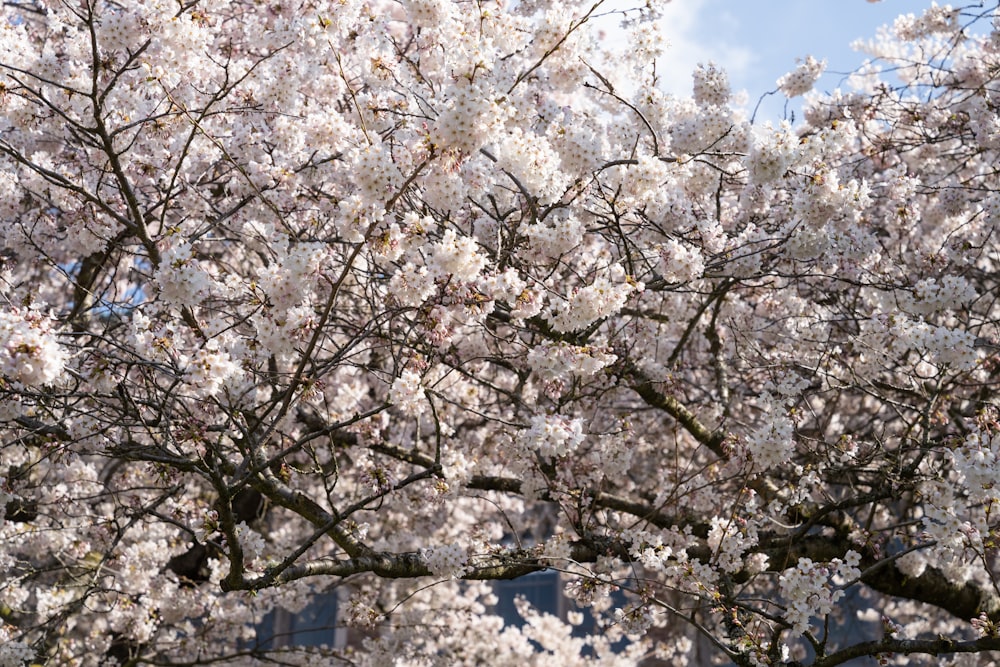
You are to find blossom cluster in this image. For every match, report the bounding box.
[657,239,705,284]
[0,625,32,667]
[627,530,674,571]
[692,62,731,107]
[433,80,507,154]
[0,307,66,386]
[184,340,243,398]
[526,341,616,396]
[779,551,861,637]
[707,516,763,574]
[547,267,641,333]
[776,55,826,97]
[519,414,586,459]
[742,395,795,471]
[892,3,959,40]
[885,314,980,372]
[389,370,426,417]
[903,275,978,316]
[154,241,212,310]
[421,543,470,578]
[613,604,655,637]
[951,418,1000,504]
[427,229,487,283]
[748,122,797,184]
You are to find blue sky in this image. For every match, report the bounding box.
[605,0,937,121]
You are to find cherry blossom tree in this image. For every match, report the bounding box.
[2,0,1000,665]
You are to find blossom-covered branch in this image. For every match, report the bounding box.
[2,0,1000,665]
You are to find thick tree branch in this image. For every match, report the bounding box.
[808,635,1000,667]
[628,369,729,458]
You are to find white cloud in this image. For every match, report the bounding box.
[591,0,757,100]
[654,0,757,97]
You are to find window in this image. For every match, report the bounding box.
[254,590,345,649]
[492,569,628,653]
[493,570,566,625]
